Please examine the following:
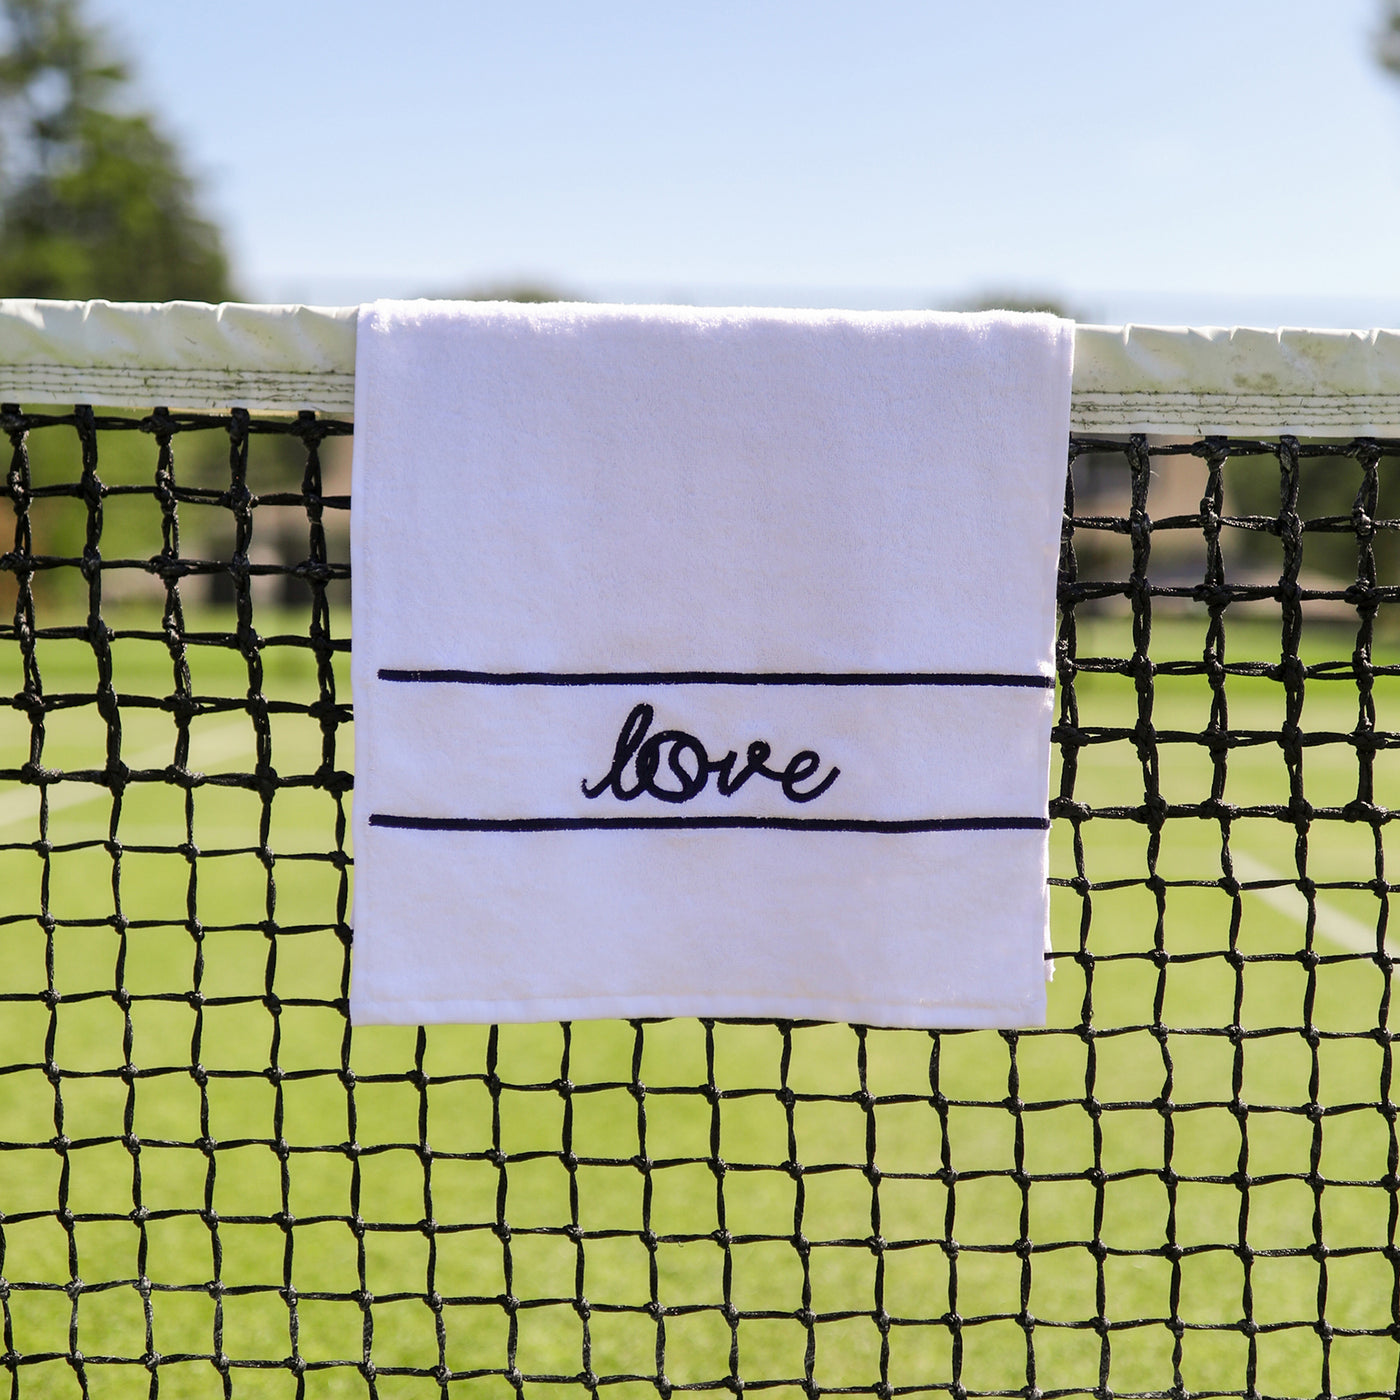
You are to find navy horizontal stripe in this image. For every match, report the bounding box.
[378,668,1052,689]
[369,814,1050,834]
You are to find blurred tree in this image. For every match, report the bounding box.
[958,290,1090,320]
[430,279,583,303]
[1379,0,1400,76]
[0,0,232,300]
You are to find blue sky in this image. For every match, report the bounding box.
[90,1,1400,325]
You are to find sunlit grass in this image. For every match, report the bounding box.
[1,606,1397,1399]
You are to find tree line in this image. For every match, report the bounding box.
[0,0,231,301]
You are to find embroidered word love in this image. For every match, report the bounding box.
[582,702,840,806]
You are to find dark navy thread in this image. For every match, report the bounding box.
[582,702,839,805]
[368,814,1050,833]
[377,668,1051,688]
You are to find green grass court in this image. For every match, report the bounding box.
[2,605,1398,1399]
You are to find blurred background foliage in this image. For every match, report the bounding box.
[5,0,1400,618]
[0,0,293,615]
[1379,0,1400,75]
[0,0,231,302]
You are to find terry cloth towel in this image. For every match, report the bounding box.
[350,302,1074,1029]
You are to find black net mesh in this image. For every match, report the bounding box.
[1,408,1398,1400]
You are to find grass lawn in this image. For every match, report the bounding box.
[1,600,1398,1400]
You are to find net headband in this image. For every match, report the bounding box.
[0,299,1399,433]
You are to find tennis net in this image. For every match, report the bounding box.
[1,304,1399,1400]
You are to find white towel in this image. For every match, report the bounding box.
[350,301,1073,1029]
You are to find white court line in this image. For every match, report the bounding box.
[0,719,255,830]
[1228,850,1396,956]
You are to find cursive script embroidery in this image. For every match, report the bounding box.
[582,702,840,806]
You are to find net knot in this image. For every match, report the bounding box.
[289,412,330,447]
[15,693,46,724]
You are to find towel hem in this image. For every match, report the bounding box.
[349,991,1048,1030]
